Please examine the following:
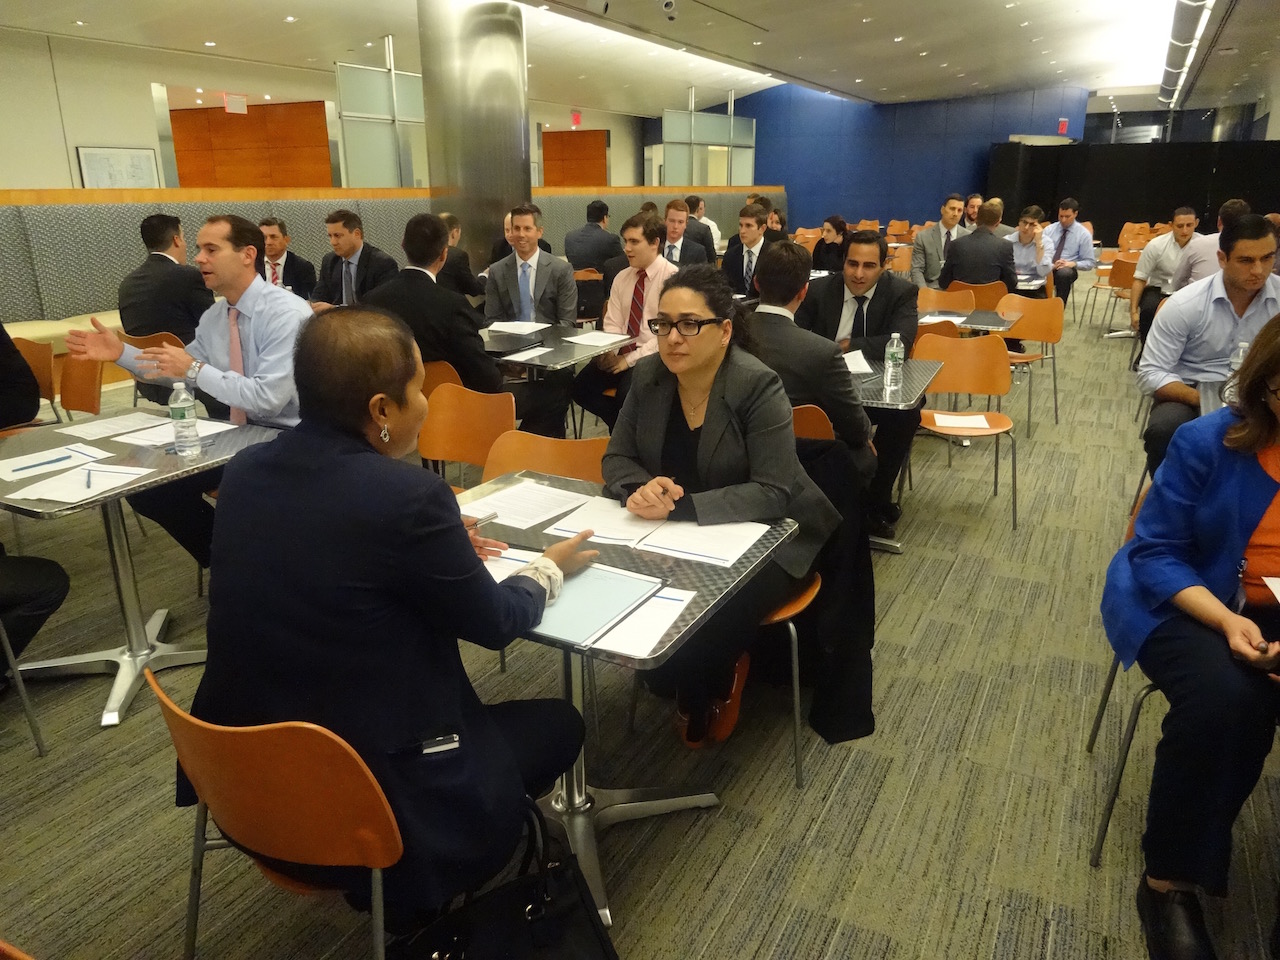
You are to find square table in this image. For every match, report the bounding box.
[481,323,636,372]
[458,470,798,924]
[0,417,279,726]
[919,309,1016,333]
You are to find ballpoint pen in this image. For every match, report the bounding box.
[13,454,72,472]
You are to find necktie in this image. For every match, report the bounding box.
[853,296,868,340]
[744,248,755,290]
[269,259,280,285]
[667,243,677,262]
[225,307,248,426]
[1053,227,1069,263]
[342,260,355,305]
[621,270,647,355]
[518,261,534,322]
[943,229,952,260]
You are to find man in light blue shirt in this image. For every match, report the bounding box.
[1005,204,1053,298]
[1137,214,1280,473]
[1040,198,1096,302]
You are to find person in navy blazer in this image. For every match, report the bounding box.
[436,213,485,298]
[258,217,317,301]
[720,204,772,296]
[182,306,596,926]
[310,209,400,307]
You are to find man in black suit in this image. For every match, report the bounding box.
[436,212,485,298]
[258,218,317,300]
[721,203,771,296]
[117,213,217,406]
[661,199,709,267]
[938,200,1018,293]
[564,200,623,271]
[309,208,399,308]
[684,194,719,262]
[796,230,920,538]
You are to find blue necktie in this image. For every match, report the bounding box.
[518,261,533,322]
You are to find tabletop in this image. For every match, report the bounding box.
[0,417,280,519]
[851,358,942,410]
[482,323,636,372]
[456,471,798,670]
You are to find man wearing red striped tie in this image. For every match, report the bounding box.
[571,212,679,431]
[258,217,317,301]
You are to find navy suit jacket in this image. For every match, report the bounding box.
[938,227,1018,293]
[721,240,772,296]
[261,251,318,301]
[436,246,485,298]
[311,243,400,304]
[685,217,717,263]
[563,223,623,272]
[118,253,214,343]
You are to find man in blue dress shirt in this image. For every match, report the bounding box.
[1040,198,1096,303]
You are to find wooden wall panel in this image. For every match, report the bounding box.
[169,102,332,188]
[168,110,211,152]
[542,130,608,187]
[174,150,216,186]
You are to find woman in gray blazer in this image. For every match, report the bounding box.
[603,265,840,746]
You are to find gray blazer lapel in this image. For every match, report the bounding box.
[638,369,676,469]
[696,357,735,483]
[532,256,552,307]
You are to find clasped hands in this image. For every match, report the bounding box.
[626,476,684,520]
[65,316,193,378]
[1223,611,1280,681]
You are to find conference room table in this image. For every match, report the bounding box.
[919,309,1016,333]
[457,470,798,925]
[481,322,636,372]
[0,414,278,726]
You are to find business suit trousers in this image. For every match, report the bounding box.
[506,369,573,439]
[1137,286,1168,345]
[1052,266,1078,303]
[127,468,224,569]
[1136,611,1280,895]
[0,547,69,662]
[569,362,633,431]
[1143,400,1198,476]
[866,406,922,511]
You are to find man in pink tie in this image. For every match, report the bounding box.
[66,215,312,567]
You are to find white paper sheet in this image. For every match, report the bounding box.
[482,548,542,583]
[593,587,696,658]
[489,321,551,334]
[922,312,968,321]
[637,519,769,567]
[56,412,166,440]
[8,464,154,504]
[843,350,873,375]
[502,347,554,362]
[0,443,112,482]
[544,496,666,546]
[113,420,239,447]
[933,413,990,428]
[564,331,629,346]
[458,480,590,530]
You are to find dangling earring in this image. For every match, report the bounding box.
[379,423,390,443]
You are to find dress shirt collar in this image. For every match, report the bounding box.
[405,265,437,280]
[638,256,669,282]
[344,244,364,269]
[516,247,541,268]
[1206,271,1280,317]
[666,236,683,253]
[844,281,878,305]
[229,273,268,314]
[746,236,765,258]
[152,252,179,265]
[754,304,795,322]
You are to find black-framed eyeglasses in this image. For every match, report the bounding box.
[647,317,725,337]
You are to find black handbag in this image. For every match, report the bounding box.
[392,799,621,960]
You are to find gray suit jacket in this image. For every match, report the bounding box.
[483,251,578,326]
[910,223,971,289]
[602,347,840,578]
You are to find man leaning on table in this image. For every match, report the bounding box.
[66,214,311,569]
[1005,205,1052,298]
[1040,198,1096,303]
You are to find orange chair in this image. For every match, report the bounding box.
[917,287,975,316]
[0,941,37,960]
[1087,253,1139,330]
[146,669,403,960]
[912,333,1018,529]
[421,360,463,399]
[793,230,820,254]
[997,294,1065,435]
[417,382,516,491]
[910,320,960,349]
[58,356,103,418]
[761,572,822,788]
[11,338,61,423]
[791,404,835,440]
[482,430,608,484]
[946,280,1006,312]
[889,245,912,275]
[119,332,184,406]
[885,219,910,240]
[855,219,880,233]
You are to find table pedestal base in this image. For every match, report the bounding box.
[869,534,904,555]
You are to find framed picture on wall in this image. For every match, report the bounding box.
[76,146,161,189]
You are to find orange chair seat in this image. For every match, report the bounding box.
[920,409,1014,438]
[254,861,337,895]
[761,573,822,625]
[1009,351,1045,365]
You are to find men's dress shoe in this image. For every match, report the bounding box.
[1135,879,1217,960]
[866,516,896,540]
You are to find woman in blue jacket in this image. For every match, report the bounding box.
[1102,312,1280,960]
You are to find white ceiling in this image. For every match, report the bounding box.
[1,0,1273,118]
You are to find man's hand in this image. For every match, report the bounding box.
[1032,224,1044,243]
[1053,259,1076,270]
[838,338,851,353]
[595,352,629,374]
[138,343,196,379]
[309,301,336,312]
[65,317,125,363]
[1130,310,1141,331]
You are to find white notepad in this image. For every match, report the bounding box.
[933,413,990,428]
[843,350,873,374]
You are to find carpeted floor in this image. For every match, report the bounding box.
[3,277,1277,959]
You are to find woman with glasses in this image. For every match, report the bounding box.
[602,264,840,747]
[1102,313,1280,959]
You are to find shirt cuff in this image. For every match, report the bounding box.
[513,555,564,603]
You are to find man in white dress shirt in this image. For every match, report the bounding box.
[1130,207,1199,347]
[257,217,317,300]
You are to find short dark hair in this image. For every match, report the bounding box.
[967,193,984,204]
[976,201,1002,228]
[401,213,450,267]
[510,203,541,227]
[753,195,774,213]
[639,201,660,215]
[944,193,965,206]
[140,214,182,252]
[754,240,811,305]
[1058,198,1080,213]
[586,200,609,223]
[294,306,417,439]
[823,215,847,236]
[739,204,767,227]
[1172,206,1197,219]
[845,229,888,265]
[665,199,689,216]
[621,213,664,245]
[1019,205,1044,222]
[685,195,703,213]
[661,264,753,353]
[1220,214,1276,257]
[326,208,363,232]
[438,212,461,233]
[258,216,289,236]
[1219,198,1251,230]
[771,209,787,230]
[204,215,265,273]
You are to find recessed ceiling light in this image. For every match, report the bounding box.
[1019,22,1030,27]
[854,77,862,83]
[764,72,773,77]
[196,87,203,93]
[527,63,533,67]
[862,17,873,22]
[204,41,216,47]
[879,87,888,91]
[1056,69,1064,73]
[195,99,203,105]
[306,57,317,61]
[1031,37,1042,42]
[264,94,271,100]
[830,68,838,72]
[1004,2,1016,6]
[284,16,297,23]
[1049,60,1056,64]
[73,20,85,26]
[678,47,686,51]
[578,74,586,79]
[365,41,374,47]
[753,41,762,46]
[797,55,802,60]
[957,72,966,77]
[919,51,928,56]
[940,62,948,67]
[893,36,904,42]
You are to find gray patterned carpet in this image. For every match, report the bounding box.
[3,277,1277,959]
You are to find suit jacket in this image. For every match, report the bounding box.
[0,321,39,429]
[795,271,920,360]
[311,243,400,305]
[684,217,717,263]
[483,251,577,326]
[602,346,840,578]
[436,246,485,298]
[261,251,317,301]
[721,240,772,296]
[187,421,548,910]
[361,269,501,393]
[490,236,552,265]
[563,223,623,272]
[746,308,876,482]
[662,236,709,266]
[938,227,1018,293]
[117,253,214,342]
[910,223,971,288]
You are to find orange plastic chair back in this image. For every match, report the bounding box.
[482,430,608,484]
[917,287,975,315]
[59,357,103,416]
[889,246,912,273]
[422,360,463,399]
[910,321,960,352]
[418,382,516,468]
[912,332,1011,398]
[119,332,184,351]
[572,268,603,282]
[886,219,909,236]
[145,669,402,871]
[855,219,880,232]
[791,405,835,440]
[946,280,1006,311]
[997,294,1064,344]
[0,940,37,960]
[794,233,819,253]
[11,339,55,406]
[1108,254,1139,291]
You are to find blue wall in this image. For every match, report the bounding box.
[724,84,1087,228]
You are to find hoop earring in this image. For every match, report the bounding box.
[379,423,390,443]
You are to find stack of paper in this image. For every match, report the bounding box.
[460,480,590,529]
[593,587,696,658]
[565,331,629,347]
[57,412,166,440]
[489,321,551,334]
[9,464,154,504]
[637,519,770,567]
[843,350,873,374]
[544,496,666,546]
[0,443,112,482]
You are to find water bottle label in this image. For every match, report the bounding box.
[171,405,196,421]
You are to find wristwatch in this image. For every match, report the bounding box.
[185,359,203,381]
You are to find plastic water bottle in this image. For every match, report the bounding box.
[884,332,905,394]
[169,381,202,458]
[1224,341,1249,404]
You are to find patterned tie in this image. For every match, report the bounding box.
[269,259,280,286]
[621,270,647,355]
[853,296,868,340]
[342,260,355,305]
[518,261,534,322]
[744,248,755,290]
[943,229,953,260]
[225,307,248,426]
[1053,227,1069,263]
[667,243,677,262]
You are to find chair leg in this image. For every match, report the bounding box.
[1025,364,1034,439]
[1050,349,1059,425]
[789,623,804,789]
[195,562,204,599]
[371,867,386,960]
[585,658,601,745]
[131,503,148,539]
[628,672,641,733]
[1130,466,1149,516]
[185,802,211,960]
[1010,432,1017,530]
[1090,682,1158,867]
[498,647,507,673]
[993,434,1000,496]
[1,621,46,757]
[11,513,25,555]
[1086,656,1122,753]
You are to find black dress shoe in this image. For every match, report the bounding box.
[1135,879,1217,960]
[866,516,896,540]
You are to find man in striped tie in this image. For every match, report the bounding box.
[570,213,678,430]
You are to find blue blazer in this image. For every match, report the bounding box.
[1101,408,1278,666]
